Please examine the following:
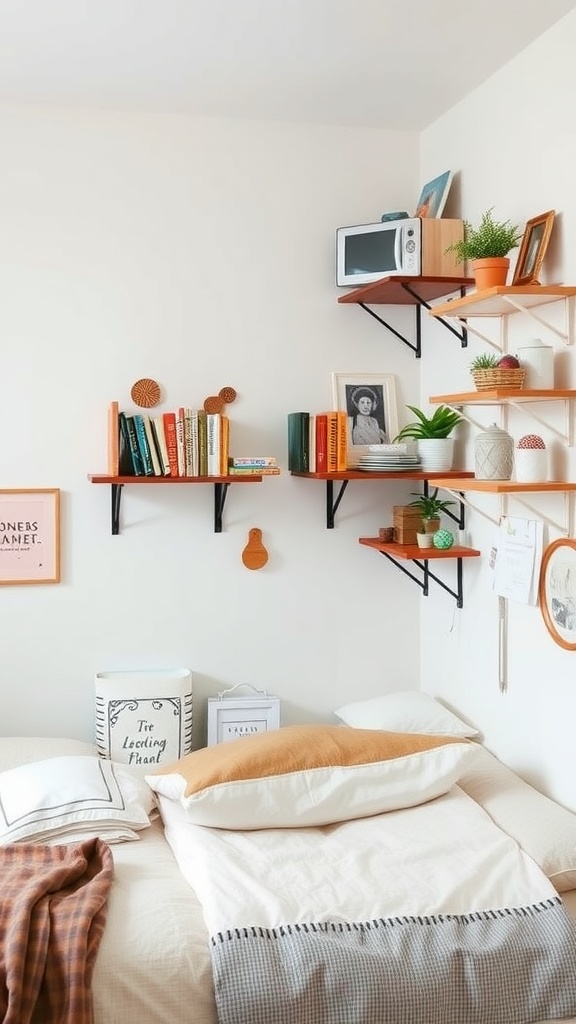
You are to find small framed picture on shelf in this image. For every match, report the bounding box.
[207,688,280,746]
[512,210,555,286]
[0,488,60,585]
[414,170,453,218]
[538,538,576,651]
[332,372,399,467]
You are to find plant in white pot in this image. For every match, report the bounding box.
[444,207,522,290]
[408,489,456,548]
[394,404,463,472]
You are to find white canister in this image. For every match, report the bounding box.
[474,423,514,480]
[516,339,554,389]
[515,435,548,482]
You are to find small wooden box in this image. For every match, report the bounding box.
[393,505,423,545]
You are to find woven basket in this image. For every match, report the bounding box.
[471,368,525,391]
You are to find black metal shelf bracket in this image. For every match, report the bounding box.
[376,550,466,608]
[111,483,123,535]
[422,480,466,530]
[214,482,230,534]
[358,284,468,358]
[108,482,230,534]
[326,479,349,529]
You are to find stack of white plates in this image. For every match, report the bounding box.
[357,453,421,472]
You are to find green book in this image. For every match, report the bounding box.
[287,412,310,472]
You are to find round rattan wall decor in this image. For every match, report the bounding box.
[130,378,162,408]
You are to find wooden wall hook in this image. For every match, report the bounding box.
[242,528,268,570]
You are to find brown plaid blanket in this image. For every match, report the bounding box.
[0,837,114,1024]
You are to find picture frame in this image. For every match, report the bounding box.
[0,488,60,585]
[511,210,555,286]
[332,372,399,468]
[414,170,453,219]
[207,695,280,745]
[538,538,576,650]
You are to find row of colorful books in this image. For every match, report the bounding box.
[107,402,280,478]
[287,411,348,473]
[107,401,229,477]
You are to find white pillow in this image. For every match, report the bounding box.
[147,724,480,830]
[0,755,155,845]
[0,736,98,773]
[334,691,479,738]
[458,746,576,893]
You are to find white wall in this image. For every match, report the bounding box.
[419,10,576,811]
[0,104,422,747]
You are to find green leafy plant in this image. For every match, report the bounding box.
[408,488,455,525]
[394,404,462,441]
[469,352,500,371]
[445,208,522,263]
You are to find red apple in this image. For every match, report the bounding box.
[497,354,520,368]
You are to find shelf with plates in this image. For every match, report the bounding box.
[290,470,474,529]
[88,473,264,535]
[337,275,474,357]
[359,536,481,609]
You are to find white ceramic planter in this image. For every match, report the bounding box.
[515,448,548,482]
[417,438,454,472]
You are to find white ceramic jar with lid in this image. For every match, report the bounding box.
[474,423,514,480]
[516,339,554,389]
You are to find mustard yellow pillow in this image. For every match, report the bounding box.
[146,724,479,829]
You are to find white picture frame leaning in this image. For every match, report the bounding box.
[332,373,399,468]
[207,696,281,745]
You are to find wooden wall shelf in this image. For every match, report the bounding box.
[88,474,264,534]
[430,285,576,320]
[431,477,576,494]
[359,536,481,609]
[337,275,474,357]
[290,470,474,529]
[430,388,576,406]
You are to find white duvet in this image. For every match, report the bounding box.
[159,785,576,1024]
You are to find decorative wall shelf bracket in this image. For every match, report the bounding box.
[506,399,573,446]
[359,537,481,609]
[430,287,576,348]
[435,486,501,527]
[435,480,576,535]
[338,276,473,359]
[88,475,263,534]
[326,478,349,529]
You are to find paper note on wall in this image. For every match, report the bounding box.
[490,517,544,605]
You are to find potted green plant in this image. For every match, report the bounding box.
[445,207,522,290]
[394,404,463,471]
[408,489,455,547]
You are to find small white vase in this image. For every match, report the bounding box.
[417,438,454,472]
[416,532,434,548]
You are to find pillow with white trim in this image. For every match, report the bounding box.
[458,745,576,894]
[0,755,155,845]
[146,724,480,830]
[334,691,479,738]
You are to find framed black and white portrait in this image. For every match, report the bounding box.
[332,372,398,467]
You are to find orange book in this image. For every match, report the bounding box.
[220,415,230,475]
[325,412,338,472]
[107,401,119,476]
[336,410,348,471]
[162,412,179,477]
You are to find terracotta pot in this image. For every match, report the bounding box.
[471,257,510,291]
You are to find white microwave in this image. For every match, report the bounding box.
[336,217,464,287]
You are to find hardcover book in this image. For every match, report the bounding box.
[151,415,171,476]
[287,412,310,472]
[122,414,145,476]
[315,414,328,473]
[133,414,155,476]
[143,415,163,476]
[206,413,222,477]
[108,400,120,476]
[162,412,179,477]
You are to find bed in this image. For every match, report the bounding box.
[1,692,576,1024]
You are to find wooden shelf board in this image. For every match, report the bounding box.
[432,477,576,494]
[359,537,481,559]
[88,474,263,484]
[430,388,576,406]
[337,275,474,306]
[290,470,474,482]
[430,285,576,319]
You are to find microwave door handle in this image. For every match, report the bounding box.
[395,226,404,272]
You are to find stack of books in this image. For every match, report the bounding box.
[287,411,348,473]
[228,457,280,476]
